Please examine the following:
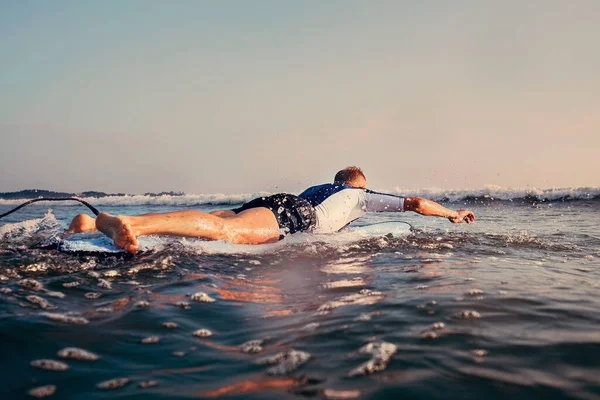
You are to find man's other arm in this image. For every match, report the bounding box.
[404,197,475,224]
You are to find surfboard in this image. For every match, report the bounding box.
[48,221,413,255]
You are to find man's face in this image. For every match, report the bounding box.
[347,176,367,189]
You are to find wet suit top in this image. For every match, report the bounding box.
[299,184,405,234]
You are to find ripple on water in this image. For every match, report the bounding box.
[175,301,191,309]
[467,289,484,296]
[455,310,481,319]
[97,279,112,289]
[239,339,264,354]
[432,322,445,330]
[138,380,159,389]
[18,279,43,291]
[255,349,311,375]
[317,289,384,315]
[420,331,438,340]
[57,347,99,361]
[348,341,397,377]
[31,359,69,371]
[28,385,56,398]
[96,377,131,390]
[190,292,216,302]
[26,295,55,310]
[323,388,361,399]
[141,336,160,344]
[41,312,89,325]
[193,329,213,337]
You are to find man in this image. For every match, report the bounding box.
[67,167,475,253]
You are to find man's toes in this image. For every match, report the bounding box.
[125,239,139,253]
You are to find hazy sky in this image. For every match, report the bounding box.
[1,0,598,194]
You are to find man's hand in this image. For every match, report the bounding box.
[449,209,475,224]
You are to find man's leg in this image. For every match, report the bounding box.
[66,214,98,234]
[209,210,236,218]
[67,209,236,234]
[95,208,280,253]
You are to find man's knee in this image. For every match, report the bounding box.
[67,214,96,233]
[209,210,236,218]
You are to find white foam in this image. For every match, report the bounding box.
[0,210,61,238]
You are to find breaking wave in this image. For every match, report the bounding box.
[388,184,600,203]
[0,185,599,207]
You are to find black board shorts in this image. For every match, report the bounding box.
[231,194,316,237]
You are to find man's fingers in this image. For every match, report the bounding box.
[461,211,475,223]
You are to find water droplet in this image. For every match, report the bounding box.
[420,331,438,340]
[190,292,216,303]
[255,349,311,375]
[467,289,484,296]
[141,336,160,344]
[239,339,264,354]
[456,310,481,319]
[138,380,159,389]
[97,279,112,290]
[193,329,213,337]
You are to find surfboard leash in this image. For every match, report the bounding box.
[0,198,100,220]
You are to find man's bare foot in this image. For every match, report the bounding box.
[66,214,98,235]
[95,212,139,253]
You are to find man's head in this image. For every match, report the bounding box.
[334,166,367,189]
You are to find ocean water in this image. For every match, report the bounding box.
[1,188,599,399]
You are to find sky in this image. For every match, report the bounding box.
[1,0,599,194]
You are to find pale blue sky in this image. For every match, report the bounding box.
[1,0,598,194]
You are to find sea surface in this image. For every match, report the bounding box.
[1,187,599,399]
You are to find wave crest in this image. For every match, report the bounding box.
[388,185,600,203]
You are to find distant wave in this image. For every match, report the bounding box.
[386,185,600,203]
[0,185,599,206]
[0,192,272,206]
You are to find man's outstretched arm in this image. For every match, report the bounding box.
[404,197,475,224]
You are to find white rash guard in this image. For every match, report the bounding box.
[298,184,405,234]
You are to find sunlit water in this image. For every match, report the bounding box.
[1,199,599,399]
